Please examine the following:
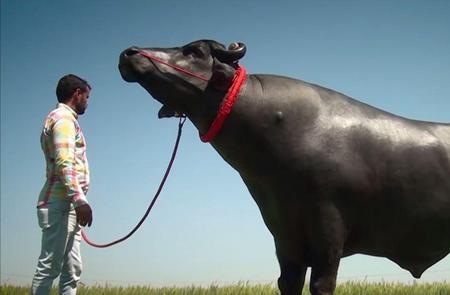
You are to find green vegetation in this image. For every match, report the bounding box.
[1,282,450,294]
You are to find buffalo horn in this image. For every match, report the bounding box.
[213,42,247,63]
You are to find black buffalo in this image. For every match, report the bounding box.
[119,40,450,295]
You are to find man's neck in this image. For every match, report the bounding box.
[59,102,79,118]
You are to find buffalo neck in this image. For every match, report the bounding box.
[203,74,322,176]
[188,66,248,140]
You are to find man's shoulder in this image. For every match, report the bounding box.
[43,106,78,134]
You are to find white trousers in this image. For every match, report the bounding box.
[31,202,82,295]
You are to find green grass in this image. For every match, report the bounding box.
[2,282,450,294]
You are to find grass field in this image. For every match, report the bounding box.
[2,282,450,295]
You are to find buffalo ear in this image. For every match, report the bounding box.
[209,58,235,91]
[211,42,246,63]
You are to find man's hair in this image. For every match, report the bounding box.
[56,74,91,103]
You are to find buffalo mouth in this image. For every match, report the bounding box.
[118,59,138,82]
[118,65,136,82]
[119,47,181,119]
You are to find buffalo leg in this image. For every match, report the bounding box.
[309,254,340,295]
[309,202,345,295]
[276,251,307,295]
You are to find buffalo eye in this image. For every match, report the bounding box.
[182,46,204,58]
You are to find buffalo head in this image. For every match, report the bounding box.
[119,40,246,120]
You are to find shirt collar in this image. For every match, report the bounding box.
[57,103,78,119]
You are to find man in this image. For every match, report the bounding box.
[32,74,93,295]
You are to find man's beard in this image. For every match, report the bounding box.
[75,102,86,115]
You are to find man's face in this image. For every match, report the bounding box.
[74,87,90,115]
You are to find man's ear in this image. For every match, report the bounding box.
[67,88,80,104]
[72,88,83,100]
[209,58,236,91]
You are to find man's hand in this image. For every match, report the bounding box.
[75,204,93,227]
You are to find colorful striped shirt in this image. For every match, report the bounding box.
[38,103,90,208]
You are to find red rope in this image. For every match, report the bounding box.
[81,117,186,248]
[138,51,209,82]
[200,65,247,142]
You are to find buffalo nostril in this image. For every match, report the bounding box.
[124,48,140,57]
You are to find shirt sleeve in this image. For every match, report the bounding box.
[52,118,88,207]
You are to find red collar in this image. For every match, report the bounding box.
[200,65,247,142]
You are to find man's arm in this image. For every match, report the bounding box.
[52,118,92,226]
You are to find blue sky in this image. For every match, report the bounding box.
[1,0,449,286]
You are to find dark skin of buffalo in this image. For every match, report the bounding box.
[119,40,450,295]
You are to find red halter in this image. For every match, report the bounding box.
[139,51,209,82]
[138,51,247,143]
[200,65,246,142]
